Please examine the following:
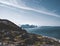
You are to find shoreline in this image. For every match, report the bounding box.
[27,32,60,43]
[28,32,60,42]
[42,35,60,43]
[25,28,60,43]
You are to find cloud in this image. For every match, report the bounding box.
[0,0,60,18]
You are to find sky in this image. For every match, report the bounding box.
[0,0,60,26]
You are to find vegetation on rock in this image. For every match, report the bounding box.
[0,19,60,46]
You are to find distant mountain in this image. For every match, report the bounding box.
[21,24,37,28]
[0,19,60,46]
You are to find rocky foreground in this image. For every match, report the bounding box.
[0,19,60,46]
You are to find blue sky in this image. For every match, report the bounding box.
[0,0,60,26]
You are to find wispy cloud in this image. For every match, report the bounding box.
[0,0,60,18]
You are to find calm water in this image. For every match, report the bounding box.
[25,27,60,39]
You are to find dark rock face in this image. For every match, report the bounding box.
[0,19,60,46]
[0,19,27,43]
[0,19,23,31]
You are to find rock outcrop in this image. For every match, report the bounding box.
[0,19,60,46]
